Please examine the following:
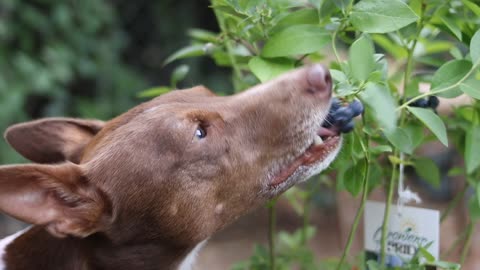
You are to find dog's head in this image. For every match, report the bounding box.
[0,65,341,246]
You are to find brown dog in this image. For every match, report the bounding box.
[0,65,340,270]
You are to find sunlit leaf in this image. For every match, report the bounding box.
[471,28,480,64]
[164,45,205,65]
[350,0,418,33]
[431,60,472,98]
[360,83,397,133]
[248,57,294,82]
[137,86,171,98]
[407,107,448,146]
[262,25,330,57]
[349,35,375,82]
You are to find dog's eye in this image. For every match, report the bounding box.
[195,127,206,139]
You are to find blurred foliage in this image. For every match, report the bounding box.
[0,0,232,164]
[0,0,146,163]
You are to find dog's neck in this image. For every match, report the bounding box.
[0,227,204,270]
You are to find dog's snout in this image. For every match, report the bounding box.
[306,64,332,97]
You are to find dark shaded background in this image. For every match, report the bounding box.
[0,0,232,165]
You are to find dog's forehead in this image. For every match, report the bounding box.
[81,89,218,162]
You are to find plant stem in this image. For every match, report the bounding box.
[402,0,425,94]
[301,178,323,245]
[295,54,309,66]
[211,2,243,91]
[268,199,277,270]
[336,118,371,270]
[380,162,397,266]
[460,221,475,265]
[441,183,468,223]
[336,156,370,270]
[331,23,345,64]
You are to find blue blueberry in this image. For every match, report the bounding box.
[411,98,428,108]
[428,96,439,109]
[332,107,354,125]
[330,97,342,111]
[387,255,403,267]
[340,120,354,133]
[349,99,364,116]
[322,114,336,128]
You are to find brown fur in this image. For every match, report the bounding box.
[0,65,336,270]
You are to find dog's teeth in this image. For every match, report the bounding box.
[314,135,323,145]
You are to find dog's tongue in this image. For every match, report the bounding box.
[317,126,338,137]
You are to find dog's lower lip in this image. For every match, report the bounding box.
[268,135,340,187]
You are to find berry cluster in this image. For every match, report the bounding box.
[406,96,439,110]
[322,98,364,133]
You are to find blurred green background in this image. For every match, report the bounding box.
[0,0,232,164]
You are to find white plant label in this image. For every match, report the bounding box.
[364,201,439,266]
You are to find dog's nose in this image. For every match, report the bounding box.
[306,64,332,97]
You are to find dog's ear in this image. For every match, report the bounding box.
[0,162,110,238]
[4,118,105,164]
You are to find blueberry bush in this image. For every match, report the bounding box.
[162,0,480,269]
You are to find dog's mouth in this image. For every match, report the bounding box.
[268,125,341,188]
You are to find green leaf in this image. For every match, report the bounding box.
[344,160,365,196]
[187,28,217,43]
[469,196,480,220]
[137,86,171,98]
[471,29,480,64]
[170,65,189,87]
[335,81,356,97]
[414,158,441,187]
[350,0,419,33]
[372,34,408,59]
[457,106,477,122]
[278,231,297,248]
[448,167,464,177]
[460,79,480,100]
[407,107,448,146]
[211,4,248,19]
[418,246,435,262]
[462,0,480,16]
[403,123,424,150]
[237,0,263,13]
[465,126,480,174]
[476,182,480,206]
[212,51,250,67]
[440,16,462,41]
[360,83,397,133]
[370,145,392,154]
[248,57,294,82]
[367,71,383,83]
[349,35,375,82]
[450,46,463,60]
[430,261,461,270]
[330,69,347,82]
[424,41,454,55]
[262,25,330,58]
[164,44,205,65]
[309,0,322,10]
[270,9,318,34]
[385,127,413,154]
[431,60,472,98]
[366,260,381,270]
[334,0,352,11]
